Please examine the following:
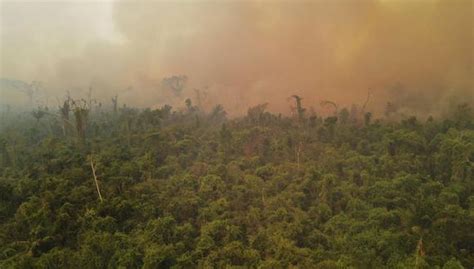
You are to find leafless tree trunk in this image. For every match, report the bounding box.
[295,141,303,170]
[415,238,425,268]
[90,157,104,202]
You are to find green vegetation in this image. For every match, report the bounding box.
[0,99,473,268]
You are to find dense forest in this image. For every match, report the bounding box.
[0,97,473,269]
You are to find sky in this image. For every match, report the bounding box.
[0,0,473,116]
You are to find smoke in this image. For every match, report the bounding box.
[1,0,472,116]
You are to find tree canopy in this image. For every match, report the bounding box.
[0,99,472,268]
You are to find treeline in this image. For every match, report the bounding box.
[0,97,473,268]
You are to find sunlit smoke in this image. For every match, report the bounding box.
[1,0,472,116]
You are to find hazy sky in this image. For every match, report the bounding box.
[1,0,473,115]
[0,0,120,77]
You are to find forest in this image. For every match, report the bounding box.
[0,96,473,269]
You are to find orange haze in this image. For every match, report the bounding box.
[1,0,473,116]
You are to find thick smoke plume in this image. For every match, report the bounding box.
[1,0,472,116]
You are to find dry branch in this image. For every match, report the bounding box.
[90,157,104,202]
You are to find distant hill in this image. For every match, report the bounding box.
[0,78,35,106]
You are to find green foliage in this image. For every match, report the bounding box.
[0,102,473,268]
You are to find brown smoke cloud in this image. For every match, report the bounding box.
[1,0,473,116]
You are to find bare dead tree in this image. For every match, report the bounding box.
[361,89,372,113]
[89,156,104,202]
[292,95,305,122]
[112,95,118,114]
[321,100,338,116]
[360,89,373,126]
[71,99,89,144]
[194,88,209,111]
[59,99,71,137]
[295,141,303,170]
[415,238,425,268]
